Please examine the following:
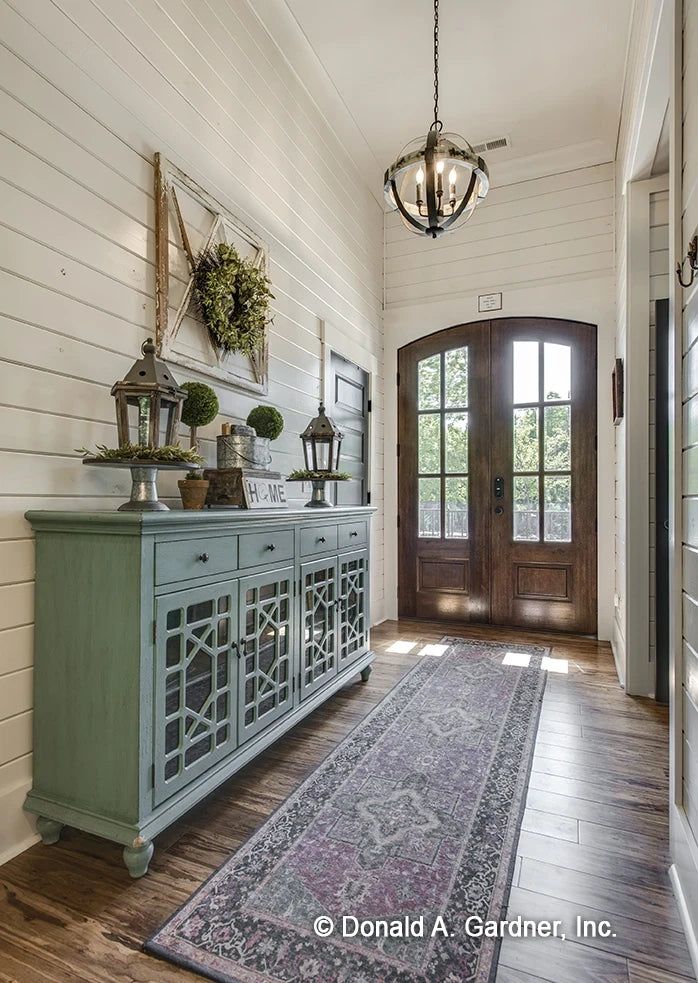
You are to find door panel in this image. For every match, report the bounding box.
[398,317,597,634]
[490,320,596,633]
[154,581,238,806]
[398,322,491,621]
[300,557,338,696]
[329,351,369,506]
[238,568,294,743]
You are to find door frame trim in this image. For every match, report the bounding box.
[320,319,376,508]
[621,173,670,696]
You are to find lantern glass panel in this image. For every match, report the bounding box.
[315,441,330,471]
[332,439,341,470]
[303,439,313,470]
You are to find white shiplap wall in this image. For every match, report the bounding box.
[0,0,384,864]
[383,163,617,637]
[385,164,614,308]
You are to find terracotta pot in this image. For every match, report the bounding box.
[178,478,210,510]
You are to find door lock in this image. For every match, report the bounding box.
[494,506,504,516]
[494,476,504,498]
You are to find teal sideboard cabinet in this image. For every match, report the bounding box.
[24,507,376,877]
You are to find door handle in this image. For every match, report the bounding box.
[494,476,504,498]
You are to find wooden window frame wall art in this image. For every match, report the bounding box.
[612,357,624,425]
[154,152,270,394]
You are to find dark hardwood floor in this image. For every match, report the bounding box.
[0,621,691,983]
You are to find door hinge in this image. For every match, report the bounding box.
[153,620,157,644]
[366,491,371,505]
[150,763,155,789]
[367,398,372,412]
[292,675,296,693]
[397,443,400,457]
[397,514,401,528]
[396,372,400,387]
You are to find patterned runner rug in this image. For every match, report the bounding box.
[145,637,548,983]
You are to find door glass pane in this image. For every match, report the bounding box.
[544,405,571,470]
[418,414,440,473]
[513,341,539,404]
[513,476,540,541]
[544,343,571,401]
[513,407,539,471]
[445,348,468,407]
[445,478,468,539]
[545,476,572,541]
[418,477,440,538]
[418,354,441,409]
[445,412,468,472]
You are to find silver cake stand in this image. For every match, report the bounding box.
[83,458,195,511]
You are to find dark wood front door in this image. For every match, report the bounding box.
[398,317,597,634]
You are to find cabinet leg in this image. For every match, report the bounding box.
[123,838,154,878]
[36,816,63,845]
[360,665,372,682]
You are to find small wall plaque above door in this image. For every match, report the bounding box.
[478,292,502,313]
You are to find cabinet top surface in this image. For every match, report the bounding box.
[25,506,376,535]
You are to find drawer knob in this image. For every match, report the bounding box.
[265,543,276,552]
[349,530,358,538]
[318,536,326,543]
[199,552,210,563]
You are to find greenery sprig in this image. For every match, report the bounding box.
[287,469,351,481]
[78,444,204,466]
[194,242,274,356]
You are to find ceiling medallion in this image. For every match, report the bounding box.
[384,0,489,239]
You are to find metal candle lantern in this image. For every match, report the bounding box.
[301,403,343,473]
[111,338,187,449]
[83,338,192,512]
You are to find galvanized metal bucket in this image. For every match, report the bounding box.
[217,425,272,471]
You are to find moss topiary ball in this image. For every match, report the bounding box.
[181,382,219,429]
[246,405,284,441]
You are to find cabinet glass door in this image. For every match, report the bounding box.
[238,568,293,743]
[154,581,238,806]
[337,549,369,670]
[300,557,338,697]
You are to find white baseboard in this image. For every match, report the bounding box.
[0,778,39,867]
[670,863,698,979]
[610,635,626,688]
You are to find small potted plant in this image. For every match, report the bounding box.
[181,382,219,451]
[246,405,284,441]
[178,470,209,510]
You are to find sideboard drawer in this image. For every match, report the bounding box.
[239,529,294,568]
[300,523,338,556]
[155,536,238,585]
[338,520,368,549]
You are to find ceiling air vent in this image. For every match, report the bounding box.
[471,136,510,154]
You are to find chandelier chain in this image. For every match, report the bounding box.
[433,0,441,130]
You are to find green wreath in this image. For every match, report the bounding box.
[194,242,274,356]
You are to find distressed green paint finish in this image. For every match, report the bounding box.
[24,507,376,877]
[28,531,144,825]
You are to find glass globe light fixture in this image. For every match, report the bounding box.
[384,0,489,239]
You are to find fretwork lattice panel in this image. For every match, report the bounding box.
[239,569,293,740]
[154,582,238,804]
[301,558,338,695]
[338,550,368,669]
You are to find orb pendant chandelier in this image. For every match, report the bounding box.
[384,0,489,239]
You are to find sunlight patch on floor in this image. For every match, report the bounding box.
[418,643,449,657]
[502,651,532,667]
[385,640,418,654]
[541,656,569,674]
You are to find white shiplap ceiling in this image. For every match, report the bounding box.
[259,0,634,199]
